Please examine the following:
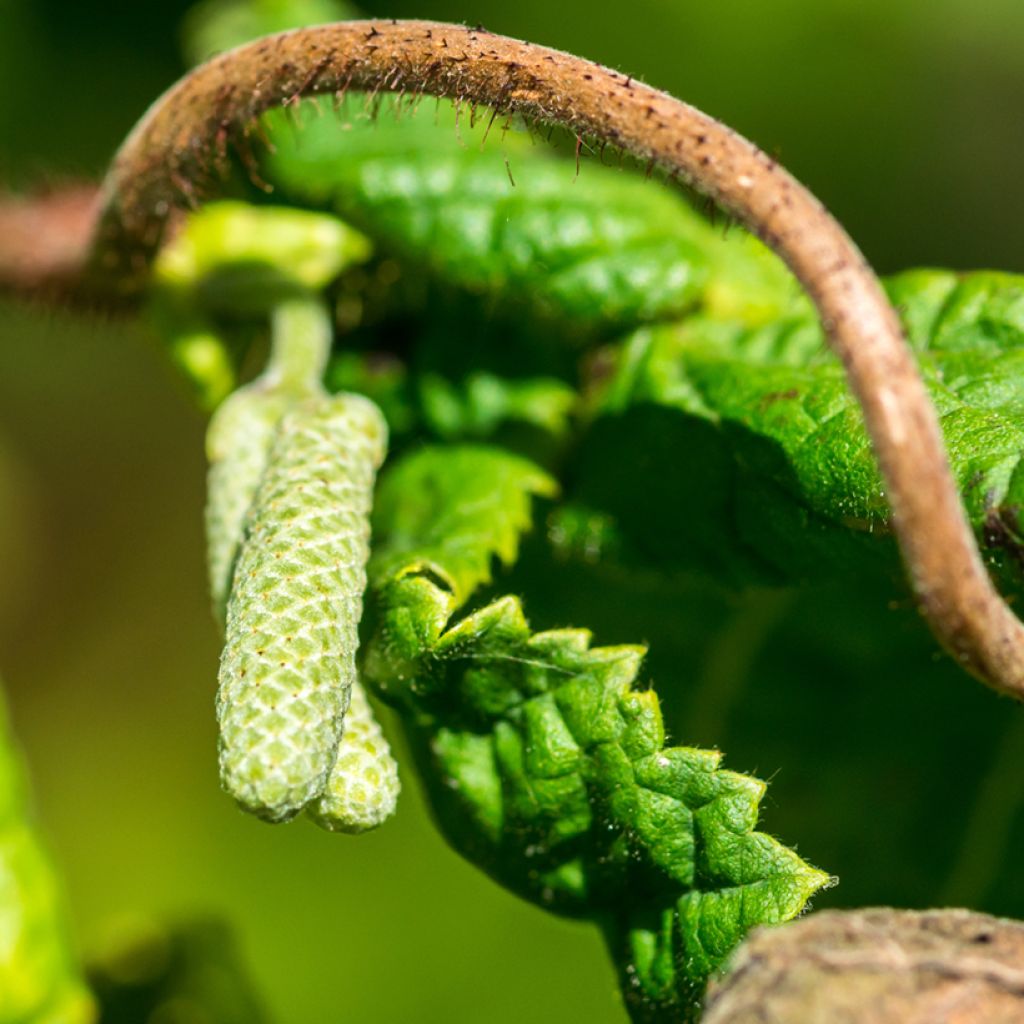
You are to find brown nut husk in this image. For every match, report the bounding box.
[703,908,1024,1024]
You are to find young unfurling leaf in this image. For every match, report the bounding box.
[0,683,93,1024]
[216,393,387,822]
[363,445,828,1019]
[151,202,372,407]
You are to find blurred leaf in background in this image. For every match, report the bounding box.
[89,917,268,1023]
[182,0,359,66]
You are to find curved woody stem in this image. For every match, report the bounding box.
[87,19,1024,698]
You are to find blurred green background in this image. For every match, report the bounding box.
[2,1,1024,1021]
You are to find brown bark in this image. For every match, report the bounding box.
[703,908,1024,1024]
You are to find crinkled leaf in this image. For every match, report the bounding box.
[250,99,1024,588]
[369,444,557,602]
[260,99,721,331]
[569,269,1024,586]
[364,445,829,1021]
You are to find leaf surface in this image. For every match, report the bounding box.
[364,445,829,1020]
[569,270,1024,586]
[261,100,721,331]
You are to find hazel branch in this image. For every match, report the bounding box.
[26,19,1024,697]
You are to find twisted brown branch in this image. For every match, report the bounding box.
[83,19,1024,697]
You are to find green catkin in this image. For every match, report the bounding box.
[216,393,387,822]
[0,688,93,1024]
[206,387,292,621]
[205,293,400,828]
[308,677,401,833]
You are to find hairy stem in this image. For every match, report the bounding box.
[84,19,1024,697]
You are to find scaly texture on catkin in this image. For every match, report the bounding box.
[309,676,401,834]
[205,384,292,622]
[216,393,387,822]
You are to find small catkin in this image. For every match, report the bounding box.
[216,393,387,822]
[205,385,291,621]
[308,677,401,833]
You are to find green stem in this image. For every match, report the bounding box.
[265,294,332,395]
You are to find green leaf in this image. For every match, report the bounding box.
[260,99,719,332]
[325,352,577,447]
[363,445,829,1021]
[369,444,558,602]
[0,685,93,1024]
[571,269,1024,586]
[417,371,577,441]
[325,351,418,438]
